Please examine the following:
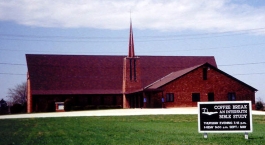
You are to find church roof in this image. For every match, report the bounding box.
[145,63,257,91]
[26,54,217,95]
[145,64,202,90]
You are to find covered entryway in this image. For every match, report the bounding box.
[126,93,143,108]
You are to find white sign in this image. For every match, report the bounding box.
[58,104,64,110]
[198,101,253,133]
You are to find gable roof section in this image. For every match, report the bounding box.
[26,54,217,95]
[139,56,216,89]
[145,64,202,90]
[26,55,124,95]
[145,63,257,91]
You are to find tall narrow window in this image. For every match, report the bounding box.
[166,93,174,102]
[129,59,137,81]
[100,96,104,105]
[112,96,117,105]
[203,68,207,80]
[129,59,132,80]
[134,59,137,81]
[228,93,236,101]
[192,93,200,102]
[208,93,214,101]
[87,97,92,105]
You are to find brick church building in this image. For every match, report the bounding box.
[26,22,257,113]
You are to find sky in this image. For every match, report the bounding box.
[1,0,265,102]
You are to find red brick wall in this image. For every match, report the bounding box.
[158,66,256,108]
[122,57,142,93]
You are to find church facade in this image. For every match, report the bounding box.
[26,22,257,113]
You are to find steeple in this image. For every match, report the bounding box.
[122,18,142,108]
[128,19,135,57]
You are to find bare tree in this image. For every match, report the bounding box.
[7,82,27,105]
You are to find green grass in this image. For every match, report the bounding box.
[0,115,264,145]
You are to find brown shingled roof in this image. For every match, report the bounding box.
[26,54,217,95]
[145,64,202,89]
[145,63,257,91]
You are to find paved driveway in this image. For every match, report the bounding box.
[0,108,264,119]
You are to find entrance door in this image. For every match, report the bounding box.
[128,94,143,108]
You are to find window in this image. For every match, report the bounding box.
[228,93,236,101]
[208,93,214,101]
[166,93,174,102]
[129,59,137,81]
[203,67,207,80]
[192,93,200,102]
[112,96,117,105]
[130,59,133,80]
[100,96,104,105]
[134,59,137,81]
[87,97,92,105]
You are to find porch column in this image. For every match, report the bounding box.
[123,94,127,108]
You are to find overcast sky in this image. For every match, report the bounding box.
[1,0,265,102]
[1,0,265,31]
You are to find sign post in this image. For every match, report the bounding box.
[198,101,252,139]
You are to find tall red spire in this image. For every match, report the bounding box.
[128,19,135,57]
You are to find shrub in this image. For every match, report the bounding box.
[84,105,97,110]
[10,104,23,114]
[0,106,9,115]
[97,105,122,109]
[64,99,72,111]
[256,101,264,110]
[46,100,55,112]
[72,106,83,111]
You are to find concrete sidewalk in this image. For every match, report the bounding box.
[1,108,265,119]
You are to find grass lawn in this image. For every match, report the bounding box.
[0,115,264,145]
